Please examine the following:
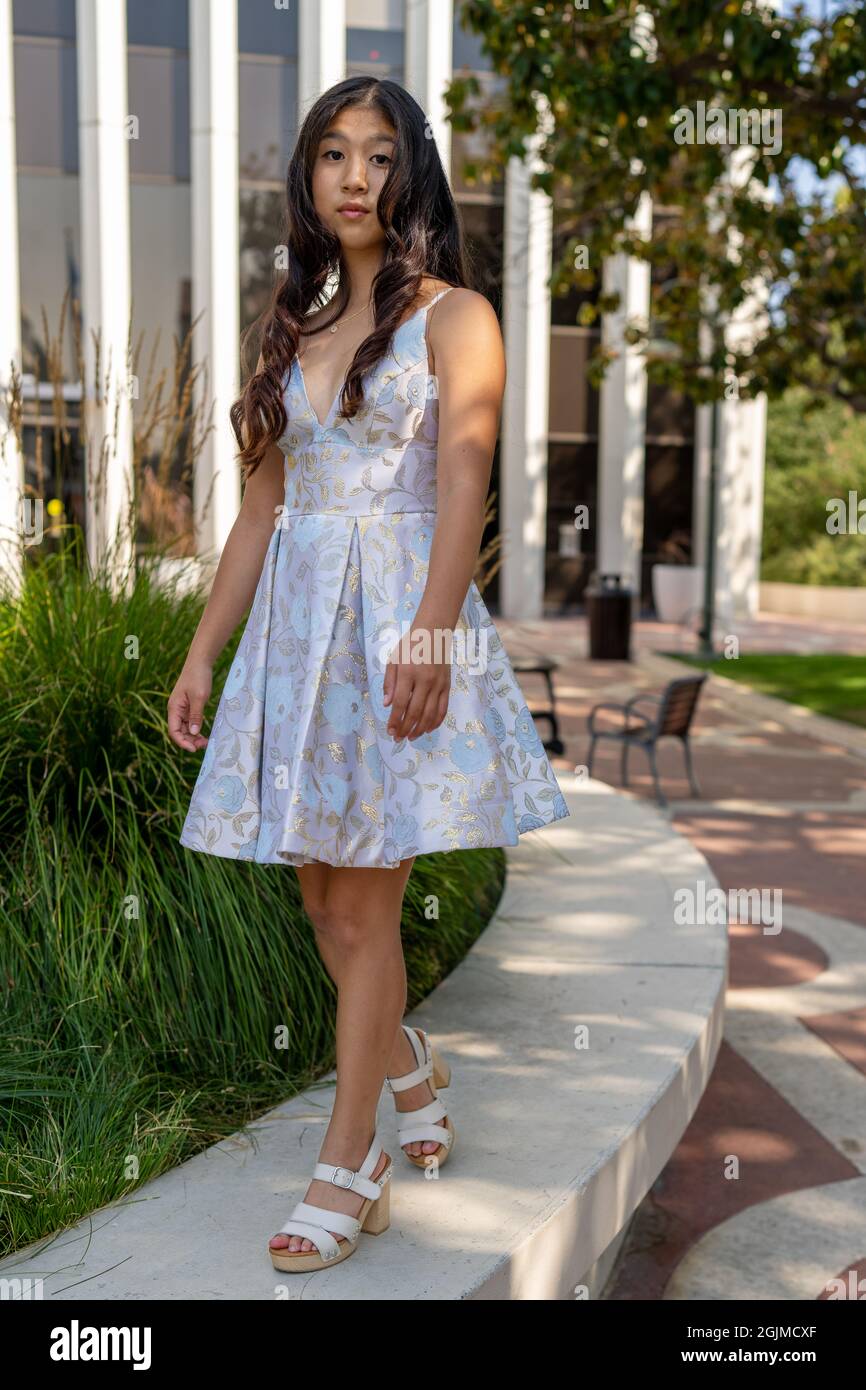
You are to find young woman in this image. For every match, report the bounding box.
[168,76,570,1275]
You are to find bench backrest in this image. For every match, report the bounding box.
[654,674,708,736]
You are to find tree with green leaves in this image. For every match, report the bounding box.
[446,0,866,638]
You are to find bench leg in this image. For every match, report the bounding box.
[621,739,630,787]
[682,736,701,797]
[646,741,667,808]
[587,734,596,776]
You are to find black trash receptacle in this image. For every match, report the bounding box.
[585,572,633,660]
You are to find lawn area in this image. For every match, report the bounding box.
[667,653,866,728]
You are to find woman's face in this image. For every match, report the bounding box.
[311,105,395,247]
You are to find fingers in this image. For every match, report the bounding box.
[406,687,441,740]
[387,674,450,741]
[383,660,396,708]
[386,668,418,739]
[168,691,209,753]
[187,693,207,738]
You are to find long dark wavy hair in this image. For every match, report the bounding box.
[231,76,477,478]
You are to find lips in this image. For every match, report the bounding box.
[338,204,369,216]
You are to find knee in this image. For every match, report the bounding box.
[311,906,369,950]
[300,896,328,932]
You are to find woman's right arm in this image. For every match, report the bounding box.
[167,435,286,753]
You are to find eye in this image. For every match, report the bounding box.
[321,150,391,166]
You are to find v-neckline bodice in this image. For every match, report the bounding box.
[293,289,452,432]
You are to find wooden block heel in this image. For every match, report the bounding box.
[361,1176,390,1234]
[432,1047,451,1089]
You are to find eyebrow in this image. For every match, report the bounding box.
[320,129,395,145]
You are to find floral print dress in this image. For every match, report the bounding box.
[179,287,570,869]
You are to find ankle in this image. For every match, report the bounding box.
[320,1124,376,1162]
[388,1024,416,1074]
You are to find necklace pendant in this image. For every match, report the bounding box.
[330,325,338,333]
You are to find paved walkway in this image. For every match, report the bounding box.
[497,609,866,1300]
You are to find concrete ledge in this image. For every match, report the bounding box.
[760,580,866,626]
[1,775,725,1301]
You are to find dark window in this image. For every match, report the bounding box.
[545,443,598,610]
[12,0,75,39]
[641,443,695,603]
[549,334,600,439]
[347,27,402,79]
[127,50,190,180]
[126,0,188,48]
[239,58,298,181]
[14,38,78,172]
[239,0,298,59]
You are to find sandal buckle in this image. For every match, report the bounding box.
[330,1166,355,1189]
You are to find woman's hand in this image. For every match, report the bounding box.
[383,624,452,741]
[168,659,213,753]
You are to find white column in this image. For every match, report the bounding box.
[0,0,24,588]
[404,0,453,177]
[189,0,240,571]
[298,0,346,123]
[500,147,553,620]
[596,191,652,602]
[693,139,769,625]
[76,0,134,587]
[706,393,767,624]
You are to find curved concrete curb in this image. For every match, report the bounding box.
[0,774,726,1301]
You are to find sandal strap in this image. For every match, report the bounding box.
[280,1199,362,1244]
[313,1162,385,1201]
[383,1025,431,1094]
[312,1128,390,1200]
[275,1222,341,1262]
[399,1120,453,1149]
[395,1095,446,1129]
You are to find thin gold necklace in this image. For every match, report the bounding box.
[326,299,372,333]
[298,299,372,360]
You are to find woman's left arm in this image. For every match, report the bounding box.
[384,290,506,741]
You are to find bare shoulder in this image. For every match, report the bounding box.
[431,285,497,325]
[428,287,503,370]
[419,274,457,299]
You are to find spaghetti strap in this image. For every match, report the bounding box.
[423,286,456,374]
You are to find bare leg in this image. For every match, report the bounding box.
[292,860,447,1162]
[270,856,416,1255]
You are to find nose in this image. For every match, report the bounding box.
[341,152,368,190]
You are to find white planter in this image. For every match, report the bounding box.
[652,564,705,624]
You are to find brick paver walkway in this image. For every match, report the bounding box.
[497,610,866,1301]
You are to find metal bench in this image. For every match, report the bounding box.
[510,655,565,756]
[586,673,708,807]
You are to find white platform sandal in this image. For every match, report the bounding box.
[269,1130,393,1273]
[383,1025,455,1169]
